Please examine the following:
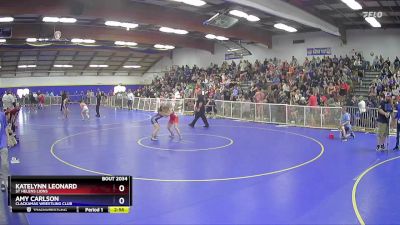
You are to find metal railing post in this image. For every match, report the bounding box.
[230,102,233,118]
[320,107,323,128]
[285,105,288,124]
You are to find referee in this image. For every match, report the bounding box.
[189,93,209,128]
[60,91,67,111]
[95,91,101,118]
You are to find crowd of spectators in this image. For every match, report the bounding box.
[134,54,368,108]
[365,56,400,108]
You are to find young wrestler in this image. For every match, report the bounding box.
[340,106,355,140]
[150,104,171,141]
[168,111,182,140]
[80,101,90,120]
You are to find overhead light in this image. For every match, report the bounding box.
[216,36,229,41]
[71,38,82,43]
[82,39,95,44]
[0,17,14,22]
[26,38,38,42]
[18,65,37,68]
[38,38,49,42]
[174,29,189,35]
[159,27,188,35]
[42,17,59,22]
[159,27,175,33]
[341,0,362,10]
[247,15,260,22]
[120,22,138,29]
[274,23,297,32]
[229,10,248,18]
[154,44,175,50]
[229,10,260,22]
[105,21,138,30]
[365,17,381,28]
[71,38,95,44]
[54,65,73,68]
[89,64,109,68]
[114,41,137,46]
[43,17,77,23]
[227,48,240,52]
[171,0,206,7]
[59,18,77,23]
[123,65,141,68]
[205,34,229,41]
[105,21,120,27]
[125,42,137,46]
[205,34,216,39]
[0,39,6,43]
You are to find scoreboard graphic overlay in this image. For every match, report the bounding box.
[8,176,132,213]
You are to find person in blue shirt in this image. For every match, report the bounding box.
[0,111,9,191]
[340,107,355,140]
[393,97,400,151]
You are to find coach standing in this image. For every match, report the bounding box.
[0,111,8,191]
[189,93,209,128]
[377,93,393,151]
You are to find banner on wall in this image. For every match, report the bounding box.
[225,52,243,60]
[307,47,332,56]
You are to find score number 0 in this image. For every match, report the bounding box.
[118,185,126,205]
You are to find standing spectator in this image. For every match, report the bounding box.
[376,93,393,151]
[38,92,45,109]
[61,91,67,111]
[393,96,400,151]
[308,91,318,107]
[254,87,265,120]
[394,56,400,71]
[358,96,366,128]
[127,90,134,110]
[0,111,8,191]
[2,91,15,110]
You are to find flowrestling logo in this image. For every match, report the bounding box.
[362,12,383,18]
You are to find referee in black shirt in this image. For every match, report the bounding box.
[95,92,102,117]
[60,91,67,111]
[189,94,209,128]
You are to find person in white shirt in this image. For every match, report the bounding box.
[127,90,134,110]
[2,92,14,110]
[358,96,366,128]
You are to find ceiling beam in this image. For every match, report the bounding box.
[0,0,272,48]
[8,24,214,53]
[226,0,340,36]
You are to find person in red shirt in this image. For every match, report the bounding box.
[308,91,318,125]
[168,111,182,140]
[38,93,45,109]
[308,92,318,107]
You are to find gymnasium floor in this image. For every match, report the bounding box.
[5,104,400,224]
